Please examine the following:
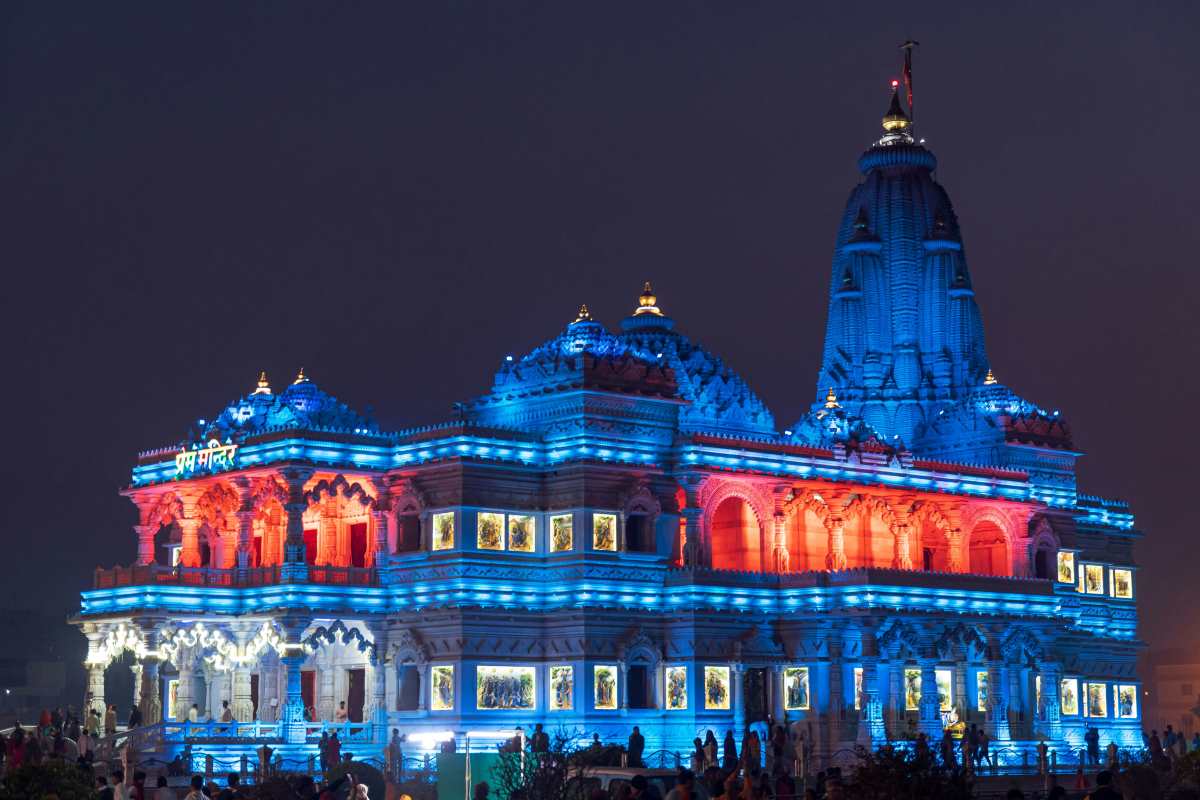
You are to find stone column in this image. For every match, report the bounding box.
[827,651,844,749]
[918,659,942,738]
[892,522,914,570]
[316,653,336,721]
[136,524,157,566]
[771,512,789,573]
[825,517,847,570]
[369,653,388,742]
[653,663,664,711]
[860,630,886,747]
[176,661,194,722]
[418,664,429,712]
[202,663,220,719]
[1041,662,1062,741]
[281,653,307,743]
[280,469,313,582]
[319,510,338,566]
[731,662,746,734]
[680,474,705,567]
[771,664,786,723]
[139,658,162,725]
[947,530,965,573]
[84,632,107,716]
[989,661,1010,742]
[370,506,390,570]
[618,661,629,714]
[130,662,143,716]
[179,517,202,568]
[235,510,255,579]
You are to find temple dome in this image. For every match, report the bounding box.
[196,370,379,442]
[616,284,776,437]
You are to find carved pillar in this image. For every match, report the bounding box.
[317,652,336,721]
[281,654,307,743]
[232,665,253,722]
[731,662,746,734]
[989,661,1011,742]
[129,662,143,716]
[235,509,254,577]
[139,658,161,725]
[892,522,914,570]
[418,663,429,712]
[918,657,942,737]
[680,474,705,567]
[1041,662,1062,741]
[618,661,629,714]
[202,662,219,719]
[176,658,194,722]
[947,530,965,572]
[825,516,847,570]
[827,647,844,749]
[771,664,786,723]
[370,506,389,570]
[178,517,202,568]
[84,632,107,716]
[136,524,157,566]
[772,512,789,573]
[370,652,388,742]
[280,469,314,582]
[860,629,886,746]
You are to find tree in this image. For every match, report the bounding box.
[845,745,974,800]
[490,731,592,800]
[0,760,96,800]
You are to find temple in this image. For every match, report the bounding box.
[74,78,1141,772]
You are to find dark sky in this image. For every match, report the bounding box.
[3,2,1197,648]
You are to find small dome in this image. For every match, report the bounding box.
[196,371,379,441]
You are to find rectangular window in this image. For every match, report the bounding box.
[853,667,864,710]
[476,666,535,711]
[508,515,536,553]
[477,512,505,550]
[432,512,455,551]
[1057,551,1076,584]
[1116,684,1138,718]
[550,514,573,553]
[1077,569,1085,594]
[549,665,574,711]
[1084,564,1105,594]
[593,665,618,710]
[936,669,953,713]
[705,666,731,710]
[977,671,990,713]
[1060,678,1079,715]
[1084,682,1108,717]
[1110,568,1133,599]
[665,666,688,710]
[593,513,617,552]
[784,667,810,711]
[1035,675,1042,715]
[431,665,454,711]
[904,668,922,711]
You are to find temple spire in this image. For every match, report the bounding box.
[293,367,309,385]
[252,371,272,395]
[879,83,913,145]
[983,368,997,386]
[634,281,664,317]
[574,304,592,323]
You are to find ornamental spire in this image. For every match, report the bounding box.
[824,387,841,409]
[879,83,913,145]
[252,371,272,395]
[294,367,309,385]
[634,281,664,317]
[574,304,592,323]
[983,368,998,385]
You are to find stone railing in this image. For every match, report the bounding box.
[93,563,376,589]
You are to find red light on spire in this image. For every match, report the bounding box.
[891,79,899,89]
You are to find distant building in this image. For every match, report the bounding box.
[1143,649,1200,737]
[73,73,1141,768]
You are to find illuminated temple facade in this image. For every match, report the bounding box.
[75,88,1141,766]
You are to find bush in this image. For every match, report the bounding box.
[0,760,96,800]
[845,745,973,800]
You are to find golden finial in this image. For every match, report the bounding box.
[881,84,911,134]
[252,371,272,395]
[634,281,664,316]
[293,367,309,385]
[824,387,841,409]
[574,304,592,323]
[983,368,997,386]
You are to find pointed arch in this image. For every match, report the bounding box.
[702,480,771,572]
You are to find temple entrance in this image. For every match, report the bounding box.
[347,668,365,722]
[104,651,136,721]
[744,668,769,724]
[711,496,762,572]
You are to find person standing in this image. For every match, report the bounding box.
[335,701,349,723]
[703,730,718,770]
[1085,726,1100,766]
[187,703,200,723]
[978,728,992,769]
[153,775,175,800]
[220,700,234,723]
[129,704,143,729]
[183,775,206,800]
[530,723,549,753]
[722,730,737,771]
[627,726,645,768]
[105,704,118,736]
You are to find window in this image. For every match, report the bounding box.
[627,665,652,709]
[1060,678,1079,716]
[783,667,809,711]
[1116,684,1138,718]
[593,514,617,552]
[550,514,573,553]
[431,665,454,711]
[476,666,535,711]
[665,666,688,710]
[508,515,536,553]
[626,514,653,553]
[706,667,731,710]
[477,512,505,550]
[1057,551,1076,584]
[432,512,455,551]
[935,669,953,712]
[594,665,618,710]
[904,668,922,711]
[1110,568,1133,599]
[1084,564,1105,594]
[1084,682,1108,717]
[977,671,990,713]
[549,666,573,711]
[853,667,864,710]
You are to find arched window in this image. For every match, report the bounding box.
[710,496,763,572]
[1033,546,1051,579]
[397,663,421,711]
[920,521,950,572]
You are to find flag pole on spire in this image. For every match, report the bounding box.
[900,40,919,123]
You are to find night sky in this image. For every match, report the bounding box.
[3,3,1197,649]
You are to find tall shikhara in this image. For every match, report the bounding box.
[816,88,989,447]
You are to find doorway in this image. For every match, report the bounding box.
[301,670,316,719]
[347,668,366,722]
[744,668,769,724]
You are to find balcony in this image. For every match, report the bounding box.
[93,563,378,589]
